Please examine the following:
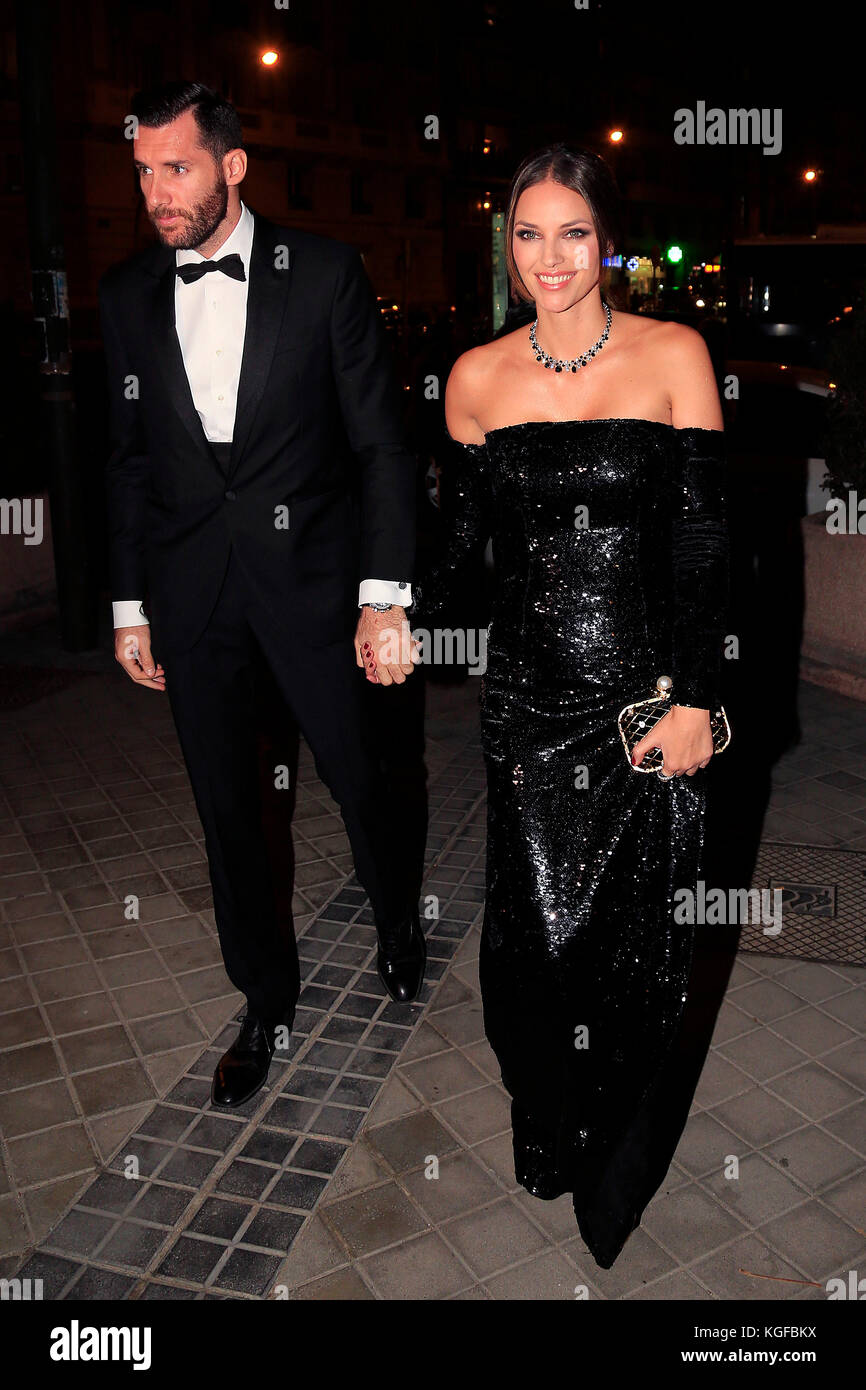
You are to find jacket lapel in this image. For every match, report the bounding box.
[226,213,294,482]
[148,253,217,464]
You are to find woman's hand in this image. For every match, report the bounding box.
[632,705,713,777]
[354,607,421,685]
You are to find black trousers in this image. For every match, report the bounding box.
[162,542,412,1029]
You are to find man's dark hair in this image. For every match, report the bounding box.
[130,81,244,162]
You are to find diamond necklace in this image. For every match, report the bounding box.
[530,302,612,373]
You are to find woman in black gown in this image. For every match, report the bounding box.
[409,144,729,1269]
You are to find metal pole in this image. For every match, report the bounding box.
[15,0,95,650]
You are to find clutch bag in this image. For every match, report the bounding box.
[617,675,731,777]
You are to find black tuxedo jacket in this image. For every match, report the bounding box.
[98,211,417,652]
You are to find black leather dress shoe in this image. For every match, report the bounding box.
[211,1007,294,1108]
[376,907,426,1003]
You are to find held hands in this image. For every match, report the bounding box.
[631,704,713,777]
[115,625,166,692]
[354,606,422,686]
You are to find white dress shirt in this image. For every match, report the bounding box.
[112,200,411,627]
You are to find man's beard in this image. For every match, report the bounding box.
[150,176,229,249]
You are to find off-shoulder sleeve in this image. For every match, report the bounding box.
[408,433,493,628]
[670,426,730,710]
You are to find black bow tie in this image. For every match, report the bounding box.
[175,253,246,285]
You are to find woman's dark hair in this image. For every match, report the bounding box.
[130,81,244,164]
[504,143,625,311]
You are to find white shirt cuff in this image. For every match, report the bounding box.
[113,600,149,628]
[358,579,412,607]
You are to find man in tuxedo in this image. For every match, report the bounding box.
[100,81,425,1107]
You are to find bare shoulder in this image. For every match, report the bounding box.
[445,338,505,444]
[651,321,722,429]
[452,333,515,382]
[659,318,714,361]
[448,338,501,388]
[623,313,708,358]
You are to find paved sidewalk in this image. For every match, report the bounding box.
[0,652,863,1299]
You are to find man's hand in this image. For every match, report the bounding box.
[115,625,166,692]
[354,606,421,686]
[632,705,713,776]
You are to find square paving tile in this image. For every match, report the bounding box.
[717,1027,808,1082]
[434,1084,511,1146]
[239,1128,298,1166]
[440,1198,548,1279]
[282,1067,335,1101]
[771,1007,858,1057]
[766,1063,860,1122]
[731,979,805,1023]
[266,1170,329,1211]
[7,1123,96,1186]
[484,1246,591,1300]
[214,1160,274,1201]
[699,1152,811,1226]
[287,1265,373,1299]
[322,1182,430,1257]
[157,1148,221,1186]
[625,1269,714,1300]
[155,1234,226,1284]
[241,1207,305,1253]
[365,1109,461,1175]
[759,1201,866,1282]
[290,1137,347,1176]
[57,1026,140,1074]
[45,1208,116,1259]
[212,1245,283,1295]
[689,1232,817,1300]
[188,1198,250,1241]
[710,1088,805,1148]
[640,1182,749,1261]
[314,1106,366,1142]
[401,1149,503,1223]
[184,1113,245,1153]
[13,1250,81,1298]
[567,1225,678,1300]
[400,1048,489,1103]
[765,1125,865,1192]
[77,1171,140,1216]
[360,1230,474,1299]
[98,1220,169,1270]
[673,1110,747,1178]
[127,1183,195,1227]
[72,1061,156,1116]
[63,1266,139,1299]
[0,1078,78,1137]
[0,1040,61,1090]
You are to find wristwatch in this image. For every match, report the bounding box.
[360,600,395,612]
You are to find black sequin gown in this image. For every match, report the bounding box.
[410,418,729,1268]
